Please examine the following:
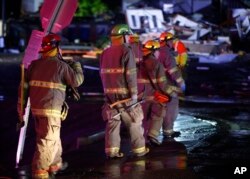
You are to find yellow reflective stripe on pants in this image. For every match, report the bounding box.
[32,109,62,118]
[132,146,147,154]
[105,147,120,154]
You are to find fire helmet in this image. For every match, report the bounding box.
[142,40,160,56]
[110,24,133,36]
[39,33,61,53]
[159,32,175,42]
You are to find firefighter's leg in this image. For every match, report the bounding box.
[162,97,180,137]
[50,139,62,166]
[122,105,149,157]
[49,139,68,174]
[147,102,166,145]
[105,118,123,158]
[32,116,61,178]
[141,101,152,137]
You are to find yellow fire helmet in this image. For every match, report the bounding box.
[142,40,160,56]
[159,32,175,42]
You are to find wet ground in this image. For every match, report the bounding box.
[1,98,250,179]
[0,54,250,178]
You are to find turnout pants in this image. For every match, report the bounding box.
[32,116,62,172]
[163,97,179,132]
[142,101,166,139]
[103,103,146,155]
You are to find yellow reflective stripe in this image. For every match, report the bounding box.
[31,108,62,118]
[138,77,166,84]
[133,146,146,154]
[149,129,160,136]
[168,67,178,74]
[157,76,166,83]
[176,77,184,84]
[76,75,84,85]
[105,147,120,154]
[104,88,129,94]
[130,87,138,94]
[137,78,150,84]
[29,80,66,91]
[126,68,136,75]
[135,57,140,62]
[24,82,29,88]
[101,68,124,74]
[166,86,175,94]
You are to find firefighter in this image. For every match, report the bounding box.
[137,40,172,145]
[100,24,149,158]
[158,32,186,138]
[128,33,142,63]
[17,33,84,178]
[160,32,188,71]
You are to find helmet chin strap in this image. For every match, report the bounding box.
[123,34,126,43]
[57,46,63,60]
[42,48,58,57]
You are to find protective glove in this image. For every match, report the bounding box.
[171,91,178,98]
[180,82,186,92]
[131,94,138,104]
[70,61,81,70]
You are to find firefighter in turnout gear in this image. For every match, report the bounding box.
[128,33,142,63]
[159,32,188,72]
[137,40,172,146]
[100,24,149,158]
[17,33,84,178]
[158,32,186,138]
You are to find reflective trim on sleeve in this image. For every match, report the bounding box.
[130,87,138,94]
[126,68,137,75]
[157,76,166,83]
[138,77,166,84]
[176,77,184,84]
[137,78,150,84]
[166,86,175,94]
[101,68,124,74]
[104,87,129,94]
[168,67,178,74]
[29,80,66,91]
[174,40,179,52]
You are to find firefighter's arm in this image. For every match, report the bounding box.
[168,58,185,91]
[166,85,183,97]
[125,49,138,102]
[64,60,84,87]
[156,63,168,94]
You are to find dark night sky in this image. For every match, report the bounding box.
[0,0,122,20]
[0,0,22,19]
